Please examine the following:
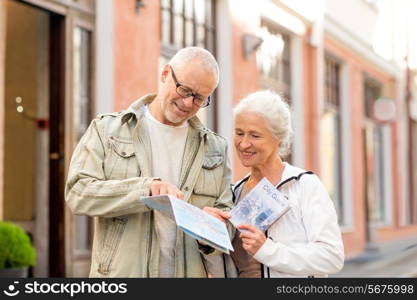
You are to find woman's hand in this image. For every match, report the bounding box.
[239,224,266,256]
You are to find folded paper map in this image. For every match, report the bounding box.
[141,195,234,254]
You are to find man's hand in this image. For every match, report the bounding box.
[238,224,266,256]
[150,179,184,199]
[203,207,230,224]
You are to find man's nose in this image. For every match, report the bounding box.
[182,96,194,108]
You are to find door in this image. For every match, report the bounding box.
[48,11,66,277]
[3,0,66,277]
[0,0,6,222]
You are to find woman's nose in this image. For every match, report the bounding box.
[239,136,252,148]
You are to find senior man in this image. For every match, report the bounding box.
[65,47,234,278]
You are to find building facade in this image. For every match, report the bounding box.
[0,0,416,277]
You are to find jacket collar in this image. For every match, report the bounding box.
[233,162,309,192]
[280,163,308,183]
[121,93,208,135]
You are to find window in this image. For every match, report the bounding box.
[73,27,93,254]
[256,20,291,100]
[161,0,215,52]
[321,56,344,224]
[363,78,388,224]
[160,0,217,129]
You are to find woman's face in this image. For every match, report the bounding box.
[233,112,280,168]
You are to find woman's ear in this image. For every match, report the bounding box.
[276,139,282,152]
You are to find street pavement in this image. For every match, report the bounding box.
[332,237,417,277]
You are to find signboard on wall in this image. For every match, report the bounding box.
[373,97,396,123]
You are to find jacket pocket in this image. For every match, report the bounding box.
[202,154,223,170]
[97,217,128,276]
[105,136,140,179]
[193,153,224,198]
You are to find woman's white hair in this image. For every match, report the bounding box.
[233,90,293,157]
[168,47,220,86]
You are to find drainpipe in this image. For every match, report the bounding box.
[405,57,415,223]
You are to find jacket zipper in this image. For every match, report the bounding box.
[179,136,201,190]
[264,230,271,278]
[146,211,153,277]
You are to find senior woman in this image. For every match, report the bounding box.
[228,90,344,278]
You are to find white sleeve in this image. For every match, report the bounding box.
[253,175,345,276]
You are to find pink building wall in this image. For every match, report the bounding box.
[229,11,261,182]
[114,0,160,111]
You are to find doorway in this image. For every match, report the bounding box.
[4,0,66,277]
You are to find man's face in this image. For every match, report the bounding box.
[157,60,217,126]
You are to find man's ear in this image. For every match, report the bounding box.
[161,64,170,83]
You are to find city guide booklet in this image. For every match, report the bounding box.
[229,177,291,232]
[141,195,234,254]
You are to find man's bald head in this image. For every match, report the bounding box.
[168,47,219,87]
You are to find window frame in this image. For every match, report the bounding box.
[321,54,345,225]
[363,75,392,227]
[71,21,95,260]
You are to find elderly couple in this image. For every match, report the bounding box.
[65,47,344,278]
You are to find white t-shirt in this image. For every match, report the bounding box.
[143,105,189,277]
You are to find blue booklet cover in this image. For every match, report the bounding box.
[229,177,290,232]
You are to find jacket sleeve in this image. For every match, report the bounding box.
[65,118,159,218]
[253,175,345,276]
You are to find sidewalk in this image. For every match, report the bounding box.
[332,237,417,278]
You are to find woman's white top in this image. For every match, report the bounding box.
[233,162,345,277]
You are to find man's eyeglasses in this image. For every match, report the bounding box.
[170,66,211,108]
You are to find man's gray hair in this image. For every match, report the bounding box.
[233,90,293,157]
[169,47,220,86]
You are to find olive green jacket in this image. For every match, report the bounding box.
[65,94,235,277]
